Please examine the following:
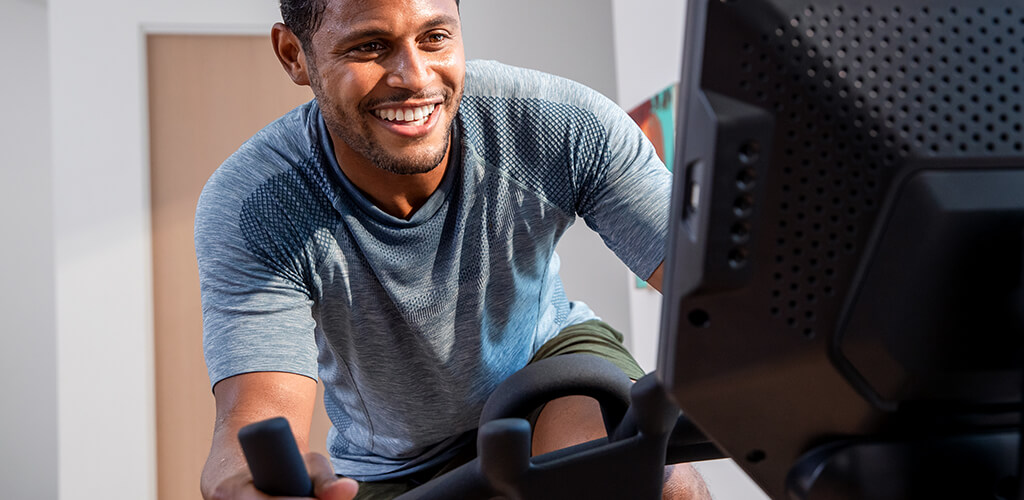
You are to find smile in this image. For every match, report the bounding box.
[373,104,438,127]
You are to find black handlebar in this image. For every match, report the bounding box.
[238,417,315,497]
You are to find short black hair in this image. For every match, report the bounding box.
[281,0,461,52]
[280,0,328,52]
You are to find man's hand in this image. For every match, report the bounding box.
[206,451,358,500]
[202,372,357,500]
[305,452,359,500]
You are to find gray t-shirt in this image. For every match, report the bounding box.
[196,60,671,480]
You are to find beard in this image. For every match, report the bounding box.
[312,70,463,176]
[331,113,454,176]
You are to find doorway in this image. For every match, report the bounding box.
[147,33,328,500]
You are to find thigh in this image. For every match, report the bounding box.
[528,320,645,455]
[529,319,646,380]
[531,392,608,455]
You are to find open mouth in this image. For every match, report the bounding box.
[373,103,438,127]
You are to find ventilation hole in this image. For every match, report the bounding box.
[729,248,750,269]
[731,222,752,243]
[734,195,755,217]
[747,450,767,463]
[737,168,758,190]
[754,2,1022,330]
[688,309,711,328]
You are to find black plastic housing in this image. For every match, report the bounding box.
[658,0,1024,498]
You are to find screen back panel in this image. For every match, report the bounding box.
[659,0,1024,497]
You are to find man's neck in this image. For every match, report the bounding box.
[330,135,451,221]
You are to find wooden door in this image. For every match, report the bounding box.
[148,34,329,500]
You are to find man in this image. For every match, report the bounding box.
[196,0,711,498]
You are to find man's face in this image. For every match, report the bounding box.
[305,0,465,175]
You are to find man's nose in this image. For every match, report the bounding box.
[386,45,431,91]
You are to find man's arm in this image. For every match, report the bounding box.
[200,372,358,500]
[646,261,665,293]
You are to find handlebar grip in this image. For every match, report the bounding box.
[238,417,315,497]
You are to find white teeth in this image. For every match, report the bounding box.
[376,104,436,124]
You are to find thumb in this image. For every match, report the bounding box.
[317,477,358,500]
[304,452,359,500]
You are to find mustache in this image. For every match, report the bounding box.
[364,90,449,108]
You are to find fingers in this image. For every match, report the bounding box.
[206,469,276,500]
[305,452,359,500]
[210,455,356,500]
[316,478,358,500]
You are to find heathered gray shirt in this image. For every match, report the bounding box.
[196,60,671,480]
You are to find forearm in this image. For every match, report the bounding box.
[201,372,317,499]
[647,261,665,293]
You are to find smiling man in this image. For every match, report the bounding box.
[195,0,709,499]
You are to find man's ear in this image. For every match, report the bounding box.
[271,23,312,86]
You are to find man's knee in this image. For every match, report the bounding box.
[531,395,712,499]
[531,395,606,456]
[663,463,712,500]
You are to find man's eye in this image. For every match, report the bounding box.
[425,33,449,44]
[355,41,385,53]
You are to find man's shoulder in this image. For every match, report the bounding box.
[202,101,321,200]
[464,60,597,106]
[229,100,319,173]
[461,60,624,130]
[457,62,623,215]
[464,60,551,91]
[197,99,336,231]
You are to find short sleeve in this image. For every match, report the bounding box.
[573,90,673,281]
[195,158,321,389]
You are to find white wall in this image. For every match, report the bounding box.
[461,0,618,99]
[0,0,57,498]
[49,1,282,498]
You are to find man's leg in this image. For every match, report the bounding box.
[528,320,712,500]
[532,395,712,500]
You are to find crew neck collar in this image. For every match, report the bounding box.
[316,106,461,227]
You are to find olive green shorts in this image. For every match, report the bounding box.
[352,320,644,500]
[528,319,646,380]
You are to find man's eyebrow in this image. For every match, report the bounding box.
[336,27,391,45]
[335,15,460,45]
[421,14,460,30]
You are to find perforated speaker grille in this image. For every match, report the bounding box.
[710,1,1024,339]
